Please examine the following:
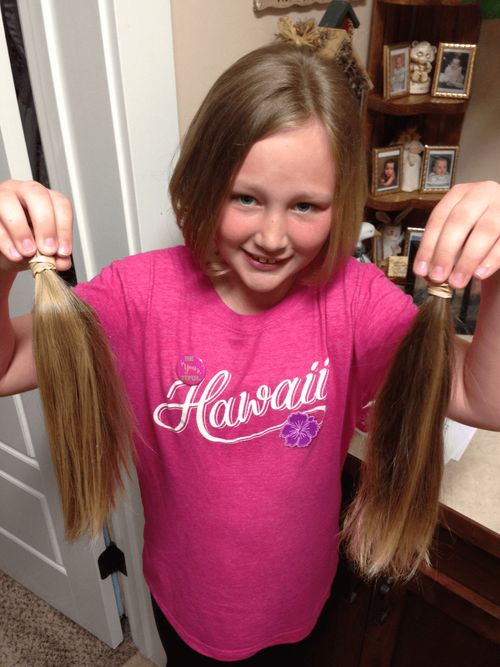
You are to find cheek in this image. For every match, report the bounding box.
[217,208,248,245]
[293,216,332,253]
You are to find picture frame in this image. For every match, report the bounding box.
[420,146,459,193]
[431,43,477,99]
[383,43,410,99]
[402,227,425,256]
[372,146,403,196]
[404,236,427,304]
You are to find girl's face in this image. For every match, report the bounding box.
[215,117,335,314]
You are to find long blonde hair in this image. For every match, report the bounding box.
[30,255,135,541]
[341,286,455,580]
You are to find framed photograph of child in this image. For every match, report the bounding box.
[431,43,477,99]
[372,146,403,196]
[383,44,410,99]
[420,146,459,193]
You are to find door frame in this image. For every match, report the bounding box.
[17,1,181,662]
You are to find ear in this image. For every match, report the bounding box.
[375,211,392,225]
[393,206,413,225]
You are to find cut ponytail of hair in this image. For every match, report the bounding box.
[341,283,454,581]
[29,255,136,542]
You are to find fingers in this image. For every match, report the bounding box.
[414,181,500,289]
[0,180,73,273]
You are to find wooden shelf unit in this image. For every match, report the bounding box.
[364,0,482,218]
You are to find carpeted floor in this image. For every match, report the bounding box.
[0,569,139,666]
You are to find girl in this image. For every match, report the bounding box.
[1,42,500,665]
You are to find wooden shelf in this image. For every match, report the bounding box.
[367,93,468,116]
[364,0,482,219]
[367,191,444,212]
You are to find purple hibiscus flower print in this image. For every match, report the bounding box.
[280,412,320,448]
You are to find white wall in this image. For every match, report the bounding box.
[170,1,500,184]
[170,0,372,135]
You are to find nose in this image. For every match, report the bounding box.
[254,210,288,254]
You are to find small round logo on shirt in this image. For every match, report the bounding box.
[176,355,206,386]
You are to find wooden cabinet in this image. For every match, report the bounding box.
[364,0,482,217]
[318,455,500,666]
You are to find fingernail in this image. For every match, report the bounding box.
[415,261,428,275]
[9,245,22,259]
[44,237,56,251]
[429,266,445,281]
[451,272,465,286]
[58,243,71,256]
[22,238,35,252]
[475,265,490,278]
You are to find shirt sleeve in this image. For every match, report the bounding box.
[350,260,418,411]
[73,253,152,371]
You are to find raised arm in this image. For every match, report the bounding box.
[414,180,500,430]
[0,180,73,396]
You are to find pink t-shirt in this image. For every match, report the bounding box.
[75,246,416,661]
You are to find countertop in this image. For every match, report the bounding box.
[348,427,500,536]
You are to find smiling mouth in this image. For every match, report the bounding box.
[245,250,288,265]
[252,255,277,265]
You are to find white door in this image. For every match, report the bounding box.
[1,1,180,662]
[0,7,122,647]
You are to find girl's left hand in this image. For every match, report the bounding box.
[414,181,500,289]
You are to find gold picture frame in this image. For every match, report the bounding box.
[431,43,477,99]
[371,146,403,196]
[420,146,459,193]
[383,43,410,99]
[403,227,425,256]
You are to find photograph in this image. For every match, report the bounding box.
[420,146,459,193]
[372,146,403,195]
[431,43,477,99]
[383,43,410,99]
[402,227,425,256]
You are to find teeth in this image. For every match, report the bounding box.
[252,254,277,264]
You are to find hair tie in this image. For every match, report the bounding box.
[29,254,57,276]
[427,282,453,299]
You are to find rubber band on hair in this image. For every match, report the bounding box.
[426,282,453,299]
[29,254,57,276]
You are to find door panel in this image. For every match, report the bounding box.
[0,6,122,647]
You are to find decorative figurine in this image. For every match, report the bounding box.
[375,208,413,260]
[409,40,437,94]
[355,222,378,263]
[394,127,425,193]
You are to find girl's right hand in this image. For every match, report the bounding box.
[0,180,73,273]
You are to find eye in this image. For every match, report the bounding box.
[236,194,256,206]
[294,202,314,214]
